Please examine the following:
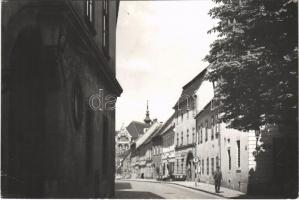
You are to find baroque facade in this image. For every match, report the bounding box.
[115,125,132,174]
[1,0,122,198]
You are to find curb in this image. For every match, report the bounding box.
[121,179,231,199]
[168,182,227,199]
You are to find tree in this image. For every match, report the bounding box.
[205,0,298,133]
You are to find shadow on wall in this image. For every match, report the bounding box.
[246,127,298,198]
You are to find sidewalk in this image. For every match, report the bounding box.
[123,178,245,199]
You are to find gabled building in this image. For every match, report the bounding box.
[173,69,207,181]
[126,121,150,143]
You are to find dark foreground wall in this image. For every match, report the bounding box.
[1,0,122,198]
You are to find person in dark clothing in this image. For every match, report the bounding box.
[213,166,222,193]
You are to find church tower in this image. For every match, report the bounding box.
[144,100,152,125]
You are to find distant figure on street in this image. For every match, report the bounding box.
[213,166,222,193]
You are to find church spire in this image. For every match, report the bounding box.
[144,100,152,125]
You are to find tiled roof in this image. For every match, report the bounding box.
[143,123,163,144]
[157,112,176,136]
[194,100,213,119]
[126,121,150,140]
[173,68,207,109]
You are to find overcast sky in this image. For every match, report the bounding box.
[115,1,218,130]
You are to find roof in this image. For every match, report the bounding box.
[126,121,150,140]
[194,100,212,119]
[173,68,207,109]
[143,124,164,144]
[157,112,176,136]
[135,121,161,149]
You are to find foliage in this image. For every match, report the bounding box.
[205,0,298,131]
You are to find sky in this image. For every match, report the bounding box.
[116,1,218,130]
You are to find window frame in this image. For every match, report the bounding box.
[207,157,209,175]
[228,148,231,170]
[237,140,241,168]
[84,0,96,33]
[102,0,110,58]
[205,121,208,142]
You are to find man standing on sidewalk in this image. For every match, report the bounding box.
[213,166,222,193]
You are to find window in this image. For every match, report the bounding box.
[211,116,214,140]
[197,129,200,144]
[237,140,240,168]
[181,131,183,145]
[181,112,183,122]
[177,133,179,146]
[215,114,220,137]
[181,159,184,174]
[202,159,204,174]
[171,134,174,145]
[200,125,203,144]
[207,158,209,175]
[228,149,231,170]
[186,129,189,144]
[85,0,95,25]
[192,128,195,144]
[159,146,161,154]
[211,158,214,175]
[177,159,179,173]
[205,121,208,142]
[102,0,110,57]
[216,156,219,168]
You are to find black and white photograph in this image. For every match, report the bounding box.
[1,0,298,199]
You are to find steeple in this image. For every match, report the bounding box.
[144,100,152,125]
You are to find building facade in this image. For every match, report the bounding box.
[130,120,162,179]
[151,133,163,179]
[173,69,207,181]
[160,114,176,178]
[1,0,122,198]
[195,101,251,193]
[115,125,132,174]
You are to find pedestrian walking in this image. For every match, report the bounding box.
[213,166,222,193]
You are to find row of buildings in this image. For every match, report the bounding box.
[118,69,297,196]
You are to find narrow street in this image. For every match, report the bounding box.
[115,180,222,199]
